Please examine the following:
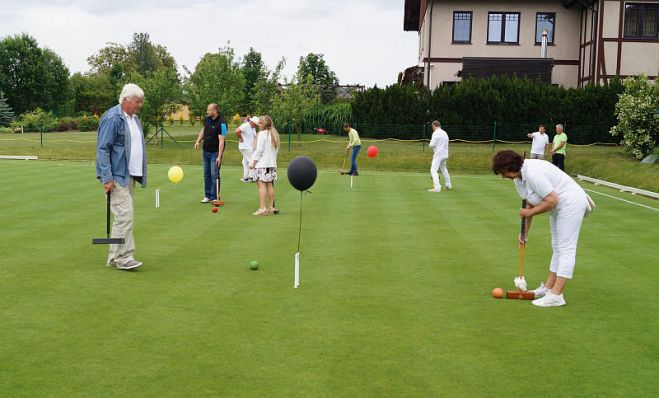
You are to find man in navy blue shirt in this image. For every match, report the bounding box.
[194,103,227,203]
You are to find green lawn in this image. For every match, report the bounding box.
[2,128,658,193]
[1,160,657,397]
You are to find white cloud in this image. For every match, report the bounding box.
[0,0,418,86]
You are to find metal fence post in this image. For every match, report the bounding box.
[492,121,497,152]
[422,124,426,152]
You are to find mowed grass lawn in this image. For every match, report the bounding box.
[1,160,658,397]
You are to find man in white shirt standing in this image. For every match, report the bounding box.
[428,120,452,192]
[527,124,550,159]
[96,83,147,270]
[235,116,258,182]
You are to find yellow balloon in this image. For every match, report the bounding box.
[168,166,184,184]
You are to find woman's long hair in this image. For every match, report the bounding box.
[259,115,280,149]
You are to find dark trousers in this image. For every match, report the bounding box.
[552,153,565,171]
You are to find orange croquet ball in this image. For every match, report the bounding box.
[492,287,504,299]
[367,145,378,158]
[212,207,218,213]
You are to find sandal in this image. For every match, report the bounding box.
[252,208,268,216]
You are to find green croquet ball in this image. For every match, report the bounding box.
[249,260,259,270]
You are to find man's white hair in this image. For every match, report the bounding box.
[556,124,564,130]
[118,83,145,104]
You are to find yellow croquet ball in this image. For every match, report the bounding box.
[168,166,184,184]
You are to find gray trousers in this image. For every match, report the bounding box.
[531,153,545,160]
[108,178,136,264]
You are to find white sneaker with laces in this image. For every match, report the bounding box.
[427,187,441,192]
[201,197,210,203]
[533,282,548,298]
[532,291,566,307]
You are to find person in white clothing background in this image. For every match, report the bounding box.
[428,120,452,192]
[527,124,550,159]
[235,116,258,182]
[492,150,593,307]
[249,115,280,216]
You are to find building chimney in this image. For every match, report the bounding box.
[540,29,548,58]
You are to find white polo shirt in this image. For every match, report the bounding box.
[124,112,144,177]
[238,122,256,150]
[514,159,585,212]
[529,132,549,155]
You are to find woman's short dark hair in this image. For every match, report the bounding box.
[492,150,524,175]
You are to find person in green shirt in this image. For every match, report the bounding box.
[343,123,361,176]
[551,124,568,171]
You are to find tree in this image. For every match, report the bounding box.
[241,47,268,112]
[84,34,179,116]
[610,75,659,159]
[130,68,182,133]
[251,58,285,115]
[272,75,320,138]
[69,72,116,115]
[0,92,14,126]
[0,34,70,115]
[184,44,245,119]
[296,53,339,103]
[128,33,169,76]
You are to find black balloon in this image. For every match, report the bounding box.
[287,156,317,191]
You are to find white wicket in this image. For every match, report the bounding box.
[294,252,300,288]
[155,188,160,208]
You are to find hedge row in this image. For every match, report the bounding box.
[351,77,624,144]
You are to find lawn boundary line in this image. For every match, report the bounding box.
[584,188,659,213]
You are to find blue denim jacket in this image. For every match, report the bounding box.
[96,104,148,187]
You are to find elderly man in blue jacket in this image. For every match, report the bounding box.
[96,83,147,270]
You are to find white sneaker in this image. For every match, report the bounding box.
[533,282,548,299]
[427,187,441,192]
[446,185,452,190]
[200,197,210,203]
[116,258,143,270]
[532,291,566,307]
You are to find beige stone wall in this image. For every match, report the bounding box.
[620,42,659,76]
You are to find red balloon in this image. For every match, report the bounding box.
[367,145,378,158]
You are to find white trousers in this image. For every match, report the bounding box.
[108,178,136,264]
[549,193,588,279]
[430,156,451,189]
[240,148,254,179]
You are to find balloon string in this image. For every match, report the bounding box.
[297,191,303,252]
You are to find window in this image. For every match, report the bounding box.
[536,13,555,44]
[488,12,520,44]
[624,3,659,39]
[453,11,472,43]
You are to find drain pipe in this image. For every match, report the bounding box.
[540,29,548,58]
[426,1,434,88]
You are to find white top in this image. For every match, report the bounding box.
[124,113,143,177]
[238,122,256,150]
[529,132,550,155]
[514,159,586,213]
[429,128,449,158]
[251,130,278,168]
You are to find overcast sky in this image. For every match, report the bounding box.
[0,0,418,87]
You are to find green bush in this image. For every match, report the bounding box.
[351,77,624,143]
[57,116,78,131]
[11,108,58,132]
[0,126,13,134]
[77,115,100,132]
[303,102,352,134]
[610,75,659,159]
